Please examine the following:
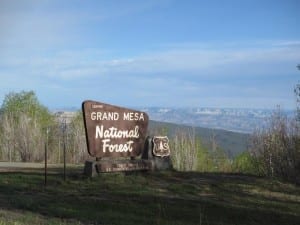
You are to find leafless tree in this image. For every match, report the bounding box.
[170,128,198,171]
[0,113,17,161]
[249,107,300,182]
[0,113,45,162]
[67,112,88,163]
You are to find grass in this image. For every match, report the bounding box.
[0,165,299,225]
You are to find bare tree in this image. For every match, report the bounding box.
[170,128,198,171]
[16,114,45,161]
[0,91,54,162]
[68,112,88,164]
[295,64,300,121]
[0,113,17,161]
[249,107,300,182]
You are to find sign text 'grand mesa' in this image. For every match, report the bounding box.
[82,100,149,158]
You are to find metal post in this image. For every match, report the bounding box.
[45,127,49,186]
[44,141,47,186]
[63,120,66,181]
[63,138,66,181]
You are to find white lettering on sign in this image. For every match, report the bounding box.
[92,104,103,109]
[95,125,139,139]
[123,112,145,121]
[90,112,145,121]
[91,112,119,121]
[94,125,140,153]
[102,139,134,153]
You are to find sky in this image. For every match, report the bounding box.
[0,0,300,110]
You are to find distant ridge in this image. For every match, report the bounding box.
[149,120,249,158]
[140,107,294,133]
[52,106,294,133]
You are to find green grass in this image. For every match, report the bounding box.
[0,167,299,225]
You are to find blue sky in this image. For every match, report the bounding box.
[0,0,299,110]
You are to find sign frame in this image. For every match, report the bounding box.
[82,100,149,158]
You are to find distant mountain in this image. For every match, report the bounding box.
[140,107,294,133]
[54,106,294,133]
[148,120,249,158]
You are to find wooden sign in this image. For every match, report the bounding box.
[152,136,170,157]
[82,100,149,158]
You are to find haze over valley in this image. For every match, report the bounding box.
[55,106,294,133]
[140,107,294,133]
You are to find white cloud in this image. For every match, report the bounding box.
[47,41,300,79]
[1,40,300,81]
[0,40,299,109]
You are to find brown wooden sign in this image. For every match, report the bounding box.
[153,136,170,157]
[82,100,149,158]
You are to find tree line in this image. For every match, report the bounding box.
[0,91,89,164]
[0,65,299,184]
[0,90,233,172]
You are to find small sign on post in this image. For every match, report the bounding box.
[152,136,170,157]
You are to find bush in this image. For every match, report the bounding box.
[169,128,199,171]
[233,151,258,175]
[249,107,300,183]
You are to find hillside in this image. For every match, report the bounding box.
[149,120,249,158]
[0,165,299,225]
